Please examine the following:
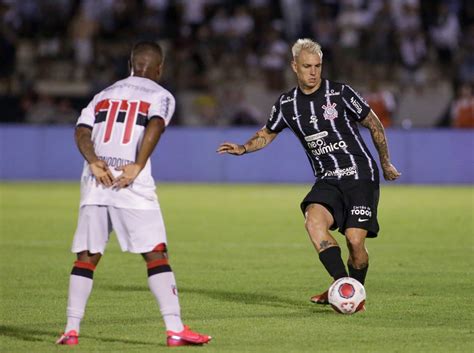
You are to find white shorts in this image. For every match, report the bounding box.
[71,205,167,254]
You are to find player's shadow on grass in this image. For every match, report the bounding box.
[180,287,332,316]
[98,284,332,316]
[0,324,157,346]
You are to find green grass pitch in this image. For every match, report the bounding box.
[0,183,473,353]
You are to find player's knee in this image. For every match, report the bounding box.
[142,243,168,259]
[304,214,329,234]
[146,243,172,277]
[76,250,102,267]
[346,236,367,263]
[346,236,365,251]
[151,243,168,258]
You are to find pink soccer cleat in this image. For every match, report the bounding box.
[166,325,212,346]
[310,289,329,304]
[55,330,79,345]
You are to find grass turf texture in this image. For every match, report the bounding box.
[0,183,472,353]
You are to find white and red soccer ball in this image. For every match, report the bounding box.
[328,277,366,314]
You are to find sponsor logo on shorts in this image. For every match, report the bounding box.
[350,206,372,217]
[350,97,363,114]
[324,166,357,177]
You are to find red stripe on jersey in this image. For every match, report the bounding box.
[94,99,110,114]
[139,101,151,115]
[120,100,128,111]
[122,101,138,144]
[147,259,169,269]
[74,261,96,271]
[103,100,120,143]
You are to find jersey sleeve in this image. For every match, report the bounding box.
[265,94,287,132]
[76,96,96,128]
[148,91,176,126]
[341,84,371,121]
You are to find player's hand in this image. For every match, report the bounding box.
[89,160,115,187]
[217,142,246,155]
[382,163,401,181]
[113,163,142,189]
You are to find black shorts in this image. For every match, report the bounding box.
[300,179,380,238]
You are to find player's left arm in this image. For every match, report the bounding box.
[113,117,165,189]
[360,110,401,181]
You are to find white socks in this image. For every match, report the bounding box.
[148,272,184,332]
[65,274,93,334]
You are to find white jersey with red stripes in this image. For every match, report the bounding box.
[76,76,175,209]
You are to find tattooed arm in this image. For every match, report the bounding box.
[360,110,401,181]
[216,127,278,156]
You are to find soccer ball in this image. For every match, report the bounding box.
[328,277,366,314]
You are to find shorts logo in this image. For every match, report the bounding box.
[350,206,372,217]
[350,97,363,114]
[322,102,338,120]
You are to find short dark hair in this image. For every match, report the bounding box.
[131,41,163,61]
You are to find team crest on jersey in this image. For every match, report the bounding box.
[322,102,338,120]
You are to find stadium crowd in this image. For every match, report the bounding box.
[0,0,473,128]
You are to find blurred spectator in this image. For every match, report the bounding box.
[364,0,396,79]
[0,0,471,128]
[70,4,98,80]
[397,29,427,85]
[0,1,16,93]
[429,2,460,73]
[335,0,371,80]
[364,79,396,128]
[55,98,79,124]
[456,24,474,86]
[190,93,219,126]
[450,84,474,128]
[259,27,288,92]
[24,94,57,124]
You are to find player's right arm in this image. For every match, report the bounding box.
[75,126,115,187]
[217,127,279,155]
[217,94,286,156]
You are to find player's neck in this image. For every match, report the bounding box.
[298,80,322,95]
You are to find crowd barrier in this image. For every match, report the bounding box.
[0,125,472,184]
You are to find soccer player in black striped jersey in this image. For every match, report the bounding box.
[218,38,400,306]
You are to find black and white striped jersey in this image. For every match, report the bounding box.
[265,79,379,182]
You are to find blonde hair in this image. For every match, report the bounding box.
[292,38,323,59]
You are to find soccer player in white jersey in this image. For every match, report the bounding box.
[217,38,400,308]
[56,42,211,347]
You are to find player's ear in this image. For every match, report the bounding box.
[156,63,163,80]
[291,59,297,74]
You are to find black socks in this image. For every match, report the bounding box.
[318,247,348,280]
